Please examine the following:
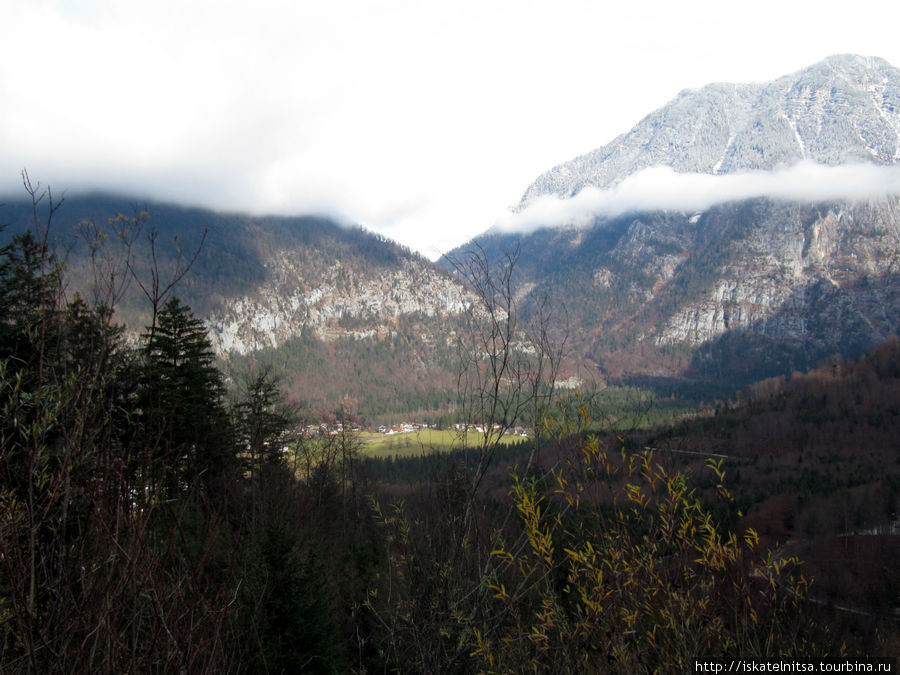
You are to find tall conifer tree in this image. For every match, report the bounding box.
[142,297,232,492]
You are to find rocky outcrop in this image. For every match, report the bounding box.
[206,257,474,354]
[653,198,900,347]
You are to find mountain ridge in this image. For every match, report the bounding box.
[5,54,900,414]
[0,192,476,417]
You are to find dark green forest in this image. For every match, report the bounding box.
[1,193,896,672]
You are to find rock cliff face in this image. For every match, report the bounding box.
[477,195,900,377]
[651,199,900,349]
[205,257,473,354]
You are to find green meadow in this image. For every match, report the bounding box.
[356,428,525,458]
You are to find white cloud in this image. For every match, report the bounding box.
[495,162,900,233]
[2,0,900,258]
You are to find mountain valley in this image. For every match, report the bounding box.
[3,52,900,671]
[3,55,900,418]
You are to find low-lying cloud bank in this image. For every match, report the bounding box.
[495,162,900,233]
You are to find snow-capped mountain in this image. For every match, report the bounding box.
[521,55,900,203]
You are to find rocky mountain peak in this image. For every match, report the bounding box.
[520,54,900,205]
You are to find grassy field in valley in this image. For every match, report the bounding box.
[356,428,525,458]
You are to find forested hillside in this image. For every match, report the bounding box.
[0,189,473,420]
[646,339,900,628]
[1,197,893,672]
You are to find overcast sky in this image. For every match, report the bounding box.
[3,0,900,259]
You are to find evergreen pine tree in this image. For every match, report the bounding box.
[0,230,61,379]
[142,297,232,493]
[233,367,294,469]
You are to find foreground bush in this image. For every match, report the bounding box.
[367,405,828,673]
